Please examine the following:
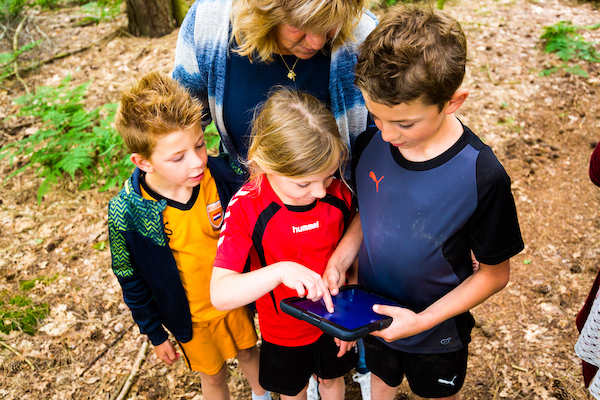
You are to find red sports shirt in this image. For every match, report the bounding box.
[214,176,354,346]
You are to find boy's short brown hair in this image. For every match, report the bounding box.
[355,5,466,110]
[115,72,204,159]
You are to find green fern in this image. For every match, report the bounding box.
[1,76,133,202]
[78,0,122,24]
[540,21,600,76]
[0,40,41,84]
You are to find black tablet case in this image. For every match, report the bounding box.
[280,285,400,341]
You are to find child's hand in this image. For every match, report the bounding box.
[323,263,345,296]
[370,304,423,342]
[279,261,334,312]
[334,337,355,357]
[154,339,180,365]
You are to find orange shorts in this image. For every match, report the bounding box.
[178,307,257,375]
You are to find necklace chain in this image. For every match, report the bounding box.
[280,55,299,81]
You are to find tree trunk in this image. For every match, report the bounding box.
[126,0,176,38]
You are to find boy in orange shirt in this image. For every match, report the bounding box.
[108,72,269,400]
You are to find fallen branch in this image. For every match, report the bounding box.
[0,23,8,42]
[511,364,528,373]
[0,339,35,371]
[79,321,135,377]
[4,27,124,81]
[114,339,148,400]
[13,15,29,94]
[109,375,130,400]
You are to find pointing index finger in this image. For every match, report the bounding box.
[321,282,334,313]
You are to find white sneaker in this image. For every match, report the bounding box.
[307,375,320,400]
[352,371,371,400]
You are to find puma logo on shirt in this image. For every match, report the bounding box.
[369,171,384,193]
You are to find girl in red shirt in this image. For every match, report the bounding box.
[211,88,357,400]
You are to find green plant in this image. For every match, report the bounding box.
[0,295,49,335]
[19,275,58,291]
[0,76,133,202]
[78,0,121,24]
[0,0,27,21]
[540,21,600,77]
[33,0,61,8]
[204,121,221,151]
[0,40,41,85]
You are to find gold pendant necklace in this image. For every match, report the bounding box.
[280,55,299,81]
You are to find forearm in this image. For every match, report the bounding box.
[210,265,283,310]
[418,260,510,332]
[328,213,363,275]
[373,260,511,342]
[120,278,167,345]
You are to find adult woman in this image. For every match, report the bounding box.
[173,0,376,188]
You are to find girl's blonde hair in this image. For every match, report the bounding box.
[247,88,348,183]
[231,0,366,62]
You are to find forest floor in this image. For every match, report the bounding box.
[1,0,600,399]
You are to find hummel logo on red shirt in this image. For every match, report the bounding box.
[292,221,319,233]
[369,171,384,193]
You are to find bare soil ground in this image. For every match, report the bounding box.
[1,0,600,399]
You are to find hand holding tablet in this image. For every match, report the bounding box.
[280,285,402,341]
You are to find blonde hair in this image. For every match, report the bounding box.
[115,72,204,159]
[355,5,466,110]
[231,0,366,62]
[247,88,348,183]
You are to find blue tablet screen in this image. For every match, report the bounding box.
[292,287,398,330]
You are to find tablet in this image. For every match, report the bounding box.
[280,285,401,341]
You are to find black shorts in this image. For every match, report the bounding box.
[364,335,468,398]
[259,334,358,396]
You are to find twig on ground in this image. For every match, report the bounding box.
[511,364,528,373]
[13,15,29,94]
[114,339,149,400]
[109,375,130,400]
[0,121,33,135]
[0,339,35,371]
[0,23,8,41]
[79,321,135,377]
[33,23,51,49]
[4,27,123,81]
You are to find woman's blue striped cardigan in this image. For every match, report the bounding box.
[172,0,377,157]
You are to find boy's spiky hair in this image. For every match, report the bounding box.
[355,5,467,110]
[115,72,204,158]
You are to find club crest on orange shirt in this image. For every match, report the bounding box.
[206,200,223,229]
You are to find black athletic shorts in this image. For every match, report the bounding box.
[259,334,358,396]
[364,335,468,398]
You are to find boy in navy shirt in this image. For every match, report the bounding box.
[325,5,524,399]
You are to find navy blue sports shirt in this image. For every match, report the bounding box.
[354,124,524,353]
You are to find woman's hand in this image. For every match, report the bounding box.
[279,261,334,312]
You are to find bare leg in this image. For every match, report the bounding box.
[237,346,266,396]
[199,364,230,400]
[371,372,398,400]
[318,376,345,400]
